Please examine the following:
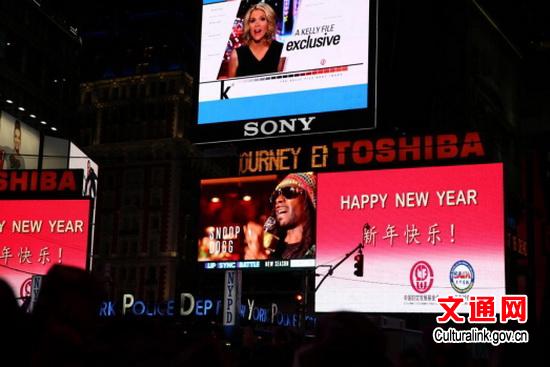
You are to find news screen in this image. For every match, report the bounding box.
[198,172,317,270]
[315,163,505,313]
[196,0,374,140]
[0,199,91,298]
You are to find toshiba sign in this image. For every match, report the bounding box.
[238,132,486,174]
[0,169,83,197]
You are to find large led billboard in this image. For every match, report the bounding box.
[0,111,40,170]
[194,0,377,142]
[315,163,505,313]
[0,199,91,298]
[199,172,317,270]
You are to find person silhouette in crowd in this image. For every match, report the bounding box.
[29,265,105,367]
[293,312,391,367]
[0,278,31,367]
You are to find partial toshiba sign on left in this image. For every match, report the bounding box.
[0,199,92,298]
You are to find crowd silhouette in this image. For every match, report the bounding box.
[0,265,538,367]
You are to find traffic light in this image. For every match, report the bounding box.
[353,253,364,277]
[294,292,305,315]
[293,292,306,329]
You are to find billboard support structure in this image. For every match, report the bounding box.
[300,271,311,332]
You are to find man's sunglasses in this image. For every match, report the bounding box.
[270,186,304,204]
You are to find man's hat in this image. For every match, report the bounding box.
[275,172,317,208]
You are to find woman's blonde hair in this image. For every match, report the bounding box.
[242,3,277,44]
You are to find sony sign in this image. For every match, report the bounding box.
[243,116,316,137]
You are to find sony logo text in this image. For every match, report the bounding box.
[243,116,316,137]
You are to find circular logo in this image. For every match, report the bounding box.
[410,261,434,294]
[450,260,475,293]
[19,277,32,298]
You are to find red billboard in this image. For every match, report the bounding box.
[0,199,91,297]
[315,163,505,313]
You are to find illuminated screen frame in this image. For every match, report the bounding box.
[314,163,505,313]
[0,199,93,298]
[198,173,317,270]
[191,0,378,143]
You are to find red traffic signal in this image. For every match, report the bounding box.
[353,253,364,277]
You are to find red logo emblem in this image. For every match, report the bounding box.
[19,277,32,298]
[410,261,434,294]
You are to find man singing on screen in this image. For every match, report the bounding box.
[244,172,316,260]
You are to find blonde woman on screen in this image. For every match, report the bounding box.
[227,3,284,77]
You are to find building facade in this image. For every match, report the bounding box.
[79,71,226,301]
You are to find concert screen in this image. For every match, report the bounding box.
[194,0,376,142]
[315,163,505,313]
[198,172,317,270]
[0,199,92,298]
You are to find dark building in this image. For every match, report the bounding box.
[73,1,225,302]
[0,0,80,136]
[79,71,226,302]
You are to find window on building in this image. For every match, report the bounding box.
[149,189,163,207]
[159,81,167,95]
[123,169,144,187]
[120,237,128,255]
[119,267,127,284]
[100,213,114,233]
[148,234,160,255]
[82,91,92,105]
[151,167,165,186]
[149,212,161,233]
[128,266,136,286]
[168,80,176,94]
[129,238,138,256]
[150,82,158,97]
[100,235,112,257]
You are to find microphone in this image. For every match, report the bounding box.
[263,216,279,255]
